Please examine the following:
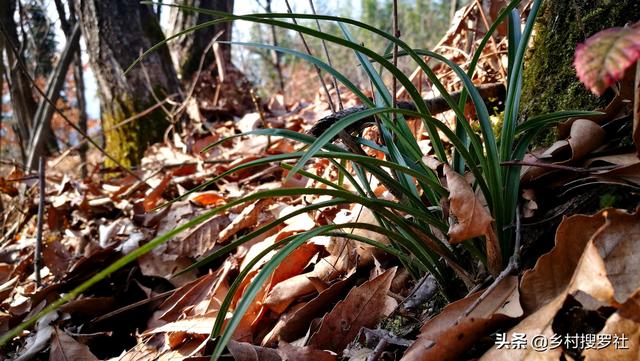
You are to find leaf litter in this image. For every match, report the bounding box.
[1,3,640,361]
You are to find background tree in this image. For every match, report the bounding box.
[167,0,234,81]
[0,0,38,161]
[76,0,181,168]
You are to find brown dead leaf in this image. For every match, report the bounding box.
[143,315,218,335]
[266,276,351,344]
[227,340,281,361]
[219,199,274,244]
[143,174,171,212]
[264,254,348,314]
[308,267,397,354]
[584,289,640,360]
[480,241,614,360]
[277,341,337,361]
[444,165,501,274]
[591,209,640,304]
[263,243,319,313]
[49,327,98,361]
[520,212,606,314]
[401,276,522,361]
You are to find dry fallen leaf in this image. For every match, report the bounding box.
[49,327,98,361]
[591,208,640,304]
[520,212,606,314]
[277,341,337,361]
[401,275,522,361]
[308,267,397,354]
[227,340,282,361]
[584,289,640,361]
[481,240,614,360]
[444,165,501,275]
[262,243,319,314]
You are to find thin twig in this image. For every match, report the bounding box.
[501,160,617,173]
[284,0,336,113]
[308,0,343,110]
[34,157,45,287]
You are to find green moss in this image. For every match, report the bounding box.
[520,0,640,148]
[102,93,169,169]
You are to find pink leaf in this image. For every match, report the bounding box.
[574,24,640,96]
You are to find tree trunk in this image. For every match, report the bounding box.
[167,0,234,80]
[0,0,38,163]
[77,0,181,168]
[521,0,640,139]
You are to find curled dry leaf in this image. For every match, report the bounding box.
[307,267,397,354]
[481,208,640,360]
[264,252,350,314]
[227,340,282,361]
[591,209,640,304]
[277,341,337,361]
[49,327,98,361]
[264,276,351,344]
[520,212,606,314]
[574,24,640,96]
[444,165,501,274]
[219,198,274,244]
[583,289,640,361]
[480,241,614,360]
[401,275,522,361]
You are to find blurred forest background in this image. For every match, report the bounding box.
[0,0,457,169]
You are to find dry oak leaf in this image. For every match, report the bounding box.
[591,208,640,304]
[444,165,501,275]
[307,267,397,354]
[584,289,640,361]
[520,212,606,314]
[480,240,614,360]
[401,275,522,361]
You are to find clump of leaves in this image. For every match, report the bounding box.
[2,0,601,359]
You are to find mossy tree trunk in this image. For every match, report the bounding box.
[77,0,181,168]
[167,0,234,81]
[521,0,640,134]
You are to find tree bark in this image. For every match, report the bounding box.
[77,0,181,168]
[167,0,234,80]
[0,0,38,163]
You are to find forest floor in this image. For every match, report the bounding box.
[1,5,640,361]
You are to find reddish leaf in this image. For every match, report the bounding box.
[143,174,172,212]
[574,24,640,96]
[190,192,225,207]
